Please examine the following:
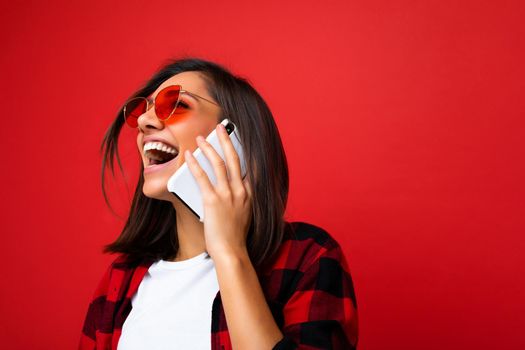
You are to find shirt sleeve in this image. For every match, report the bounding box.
[272,244,359,349]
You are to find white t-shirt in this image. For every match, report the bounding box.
[117,251,220,350]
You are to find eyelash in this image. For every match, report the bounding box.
[178,101,189,109]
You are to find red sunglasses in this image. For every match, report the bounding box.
[122,85,220,128]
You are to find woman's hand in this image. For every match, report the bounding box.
[184,123,252,261]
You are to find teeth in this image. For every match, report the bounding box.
[144,141,178,155]
[144,141,178,165]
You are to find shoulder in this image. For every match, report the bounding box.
[91,254,153,297]
[287,221,343,255]
[89,254,128,298]
[265,221,347,275]
[97,253,136,280]
[81,253,155,341]
[285,221,341,250]
[108,253,155,272]
[267,222,359,349]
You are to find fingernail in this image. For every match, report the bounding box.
[217,123,226,132]
[196,135,205,143]
[185,150,192,158]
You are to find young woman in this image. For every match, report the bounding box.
[79,58,358,350]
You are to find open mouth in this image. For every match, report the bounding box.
[146,149,178,166]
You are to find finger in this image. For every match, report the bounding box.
[196,135,229,190]
[184,149,215,196]
[243,177,253,200]
[216,123,243,188]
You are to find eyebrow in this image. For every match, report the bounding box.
[147,91,197,103]
[181,91,199,103]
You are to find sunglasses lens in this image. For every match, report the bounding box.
[155,86,181,120]
[123,98,147,127]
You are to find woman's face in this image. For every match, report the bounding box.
[136,71,221,201]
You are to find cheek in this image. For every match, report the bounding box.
[170,118,218,152]
[164,113,191,126]
[136,136,142,152]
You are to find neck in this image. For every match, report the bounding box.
[170,199,207,262]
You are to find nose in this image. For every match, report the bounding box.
[136,105,164,132]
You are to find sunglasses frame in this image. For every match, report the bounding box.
[122,84,220,128]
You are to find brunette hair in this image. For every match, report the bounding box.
[100,57,289,269]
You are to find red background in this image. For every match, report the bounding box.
[1,0,524,349]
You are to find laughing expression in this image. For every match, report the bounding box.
[135,71,222,202]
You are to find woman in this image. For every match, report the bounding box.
[79,57,358,350]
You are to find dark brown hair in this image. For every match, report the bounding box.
[100,57,290,269]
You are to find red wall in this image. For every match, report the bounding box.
[1,1,523,349]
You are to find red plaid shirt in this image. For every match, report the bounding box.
[79,221,358,349]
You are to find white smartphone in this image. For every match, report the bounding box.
[167,118,247,222]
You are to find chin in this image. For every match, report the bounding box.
[142,179,172,202]
[140,157,182,202]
